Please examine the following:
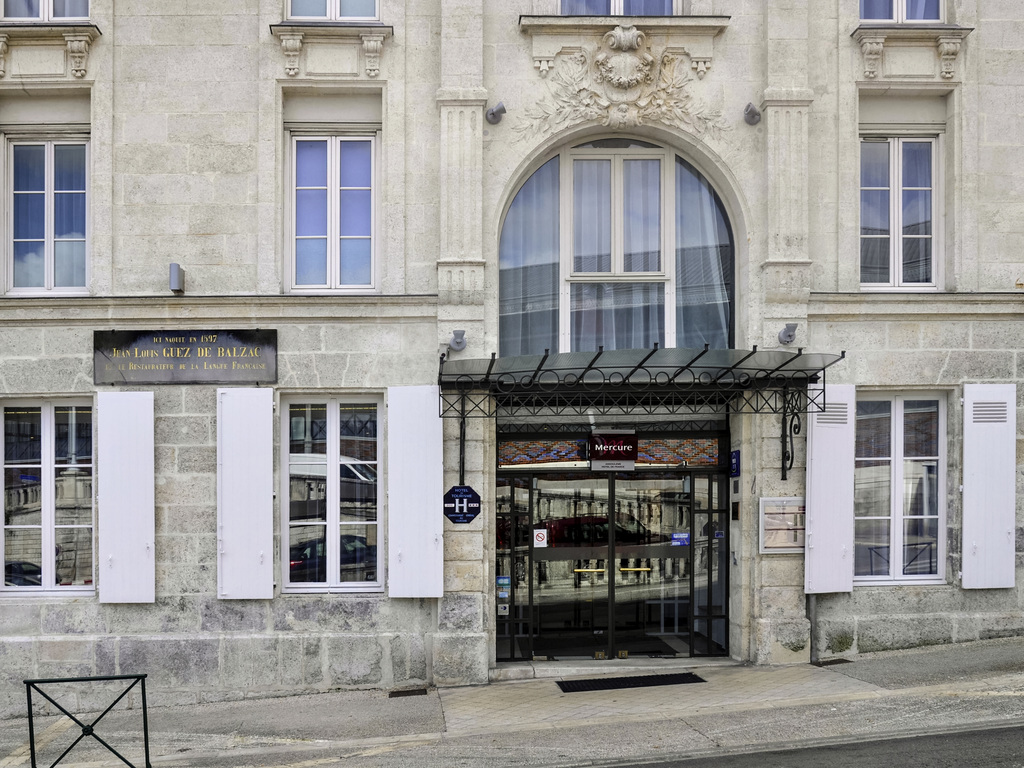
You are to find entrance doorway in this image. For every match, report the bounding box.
[496,469,728,661]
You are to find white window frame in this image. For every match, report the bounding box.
[559,143,675,351]
[560,0,685,14]
[853,392,946,585]
[280,396,383,594]
[859,0,944,23]
[859,136,940,291]
[5,136,90,295]
[286,0,378,22]
[289,134,377,293]
[0,0,89,21]
[2,399,94,596]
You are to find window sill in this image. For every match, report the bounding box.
[0,588,95,598]
[0,22,99,79]
[519,14,728,78]
[854,578,946,587]
[270,22,392,79]
[282,585,384,595]
[851,24,972,81]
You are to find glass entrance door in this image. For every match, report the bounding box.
[612,473,692,657]
[496,469,729,661]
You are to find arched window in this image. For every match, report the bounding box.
[499,139,734,356]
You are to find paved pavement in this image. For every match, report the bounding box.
[4,637,1024,767]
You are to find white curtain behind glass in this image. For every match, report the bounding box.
[570,283,664,352]
[573,160,611,273]
[499,158,560,356]
[675,158,732,348]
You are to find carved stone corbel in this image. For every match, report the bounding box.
[278,31,303,77]
[0,35,8,79]
[937,35,962,79]
[360,32,385,78]
[690,56,711,79]
[534,56,555,77]
[858,34,885,79]
[63,32,91,78]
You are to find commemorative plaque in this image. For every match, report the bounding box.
[94,329,277,385]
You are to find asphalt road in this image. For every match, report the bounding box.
[629,724,1024,768]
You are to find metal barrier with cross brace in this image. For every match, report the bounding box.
[23,674,152,768]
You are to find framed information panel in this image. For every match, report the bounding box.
[759,497,805,554]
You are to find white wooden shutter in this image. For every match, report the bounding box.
[97,391,155,603]
[217,388,274,599]
[962,384,1017,589]
[804,384,856,594]
[387,385,444,598]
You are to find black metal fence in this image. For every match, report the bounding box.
[23,674,152,768]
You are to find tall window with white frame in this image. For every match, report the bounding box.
[287,0,377,21]
[3,403,93,592]
[860,0,941,22]
[292,136,374,291]
[0,0,88,19]
[499,139,734,356]
[854,395,944,582]
[561,0,677,14]
[9,140,88,292]
[860,137,935,288]
[284,401,380,591]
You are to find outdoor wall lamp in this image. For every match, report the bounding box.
[486,102,506,124]
[449,330,467,352]
[169,263,185,294]
[744,103,761,125]
[778,323,798,345]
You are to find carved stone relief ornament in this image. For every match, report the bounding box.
[515,25,728,142]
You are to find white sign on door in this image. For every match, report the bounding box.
[534,529,548,548]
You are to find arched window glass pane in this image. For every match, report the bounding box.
[499,157,560,356]
[571,283,664,352]
[675,158,733,349]
[573,160,611,273]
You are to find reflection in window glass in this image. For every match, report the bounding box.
[562,0,611,13]
[500,146,733,356]
[3,404,93,590]
[285,400,380,590]
[855,397,942,580]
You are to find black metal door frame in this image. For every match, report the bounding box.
[496,465,729,660]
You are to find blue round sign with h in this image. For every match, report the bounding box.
[443,485,481,524]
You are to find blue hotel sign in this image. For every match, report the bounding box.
[443,485,481,524]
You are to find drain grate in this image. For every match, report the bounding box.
[556,672,705,693]
[813,658,853,668]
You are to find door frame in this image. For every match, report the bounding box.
[495,457,730,661]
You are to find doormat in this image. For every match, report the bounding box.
[556,672,705,693]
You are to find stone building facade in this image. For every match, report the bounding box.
[1,0,1022,715]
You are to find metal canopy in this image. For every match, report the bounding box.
[438,345,845,420]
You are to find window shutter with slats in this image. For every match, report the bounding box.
[962,384,1016,589]
[804,384,856,594]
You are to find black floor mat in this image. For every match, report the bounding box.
[556,672,705,693]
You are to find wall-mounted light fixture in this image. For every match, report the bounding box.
[449,330,467,352]
[778,323,797,345]
[485,102,506,125]
[169,263,185,293]
[744,103,761,125]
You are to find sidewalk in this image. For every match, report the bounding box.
[4,637,1024,767]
